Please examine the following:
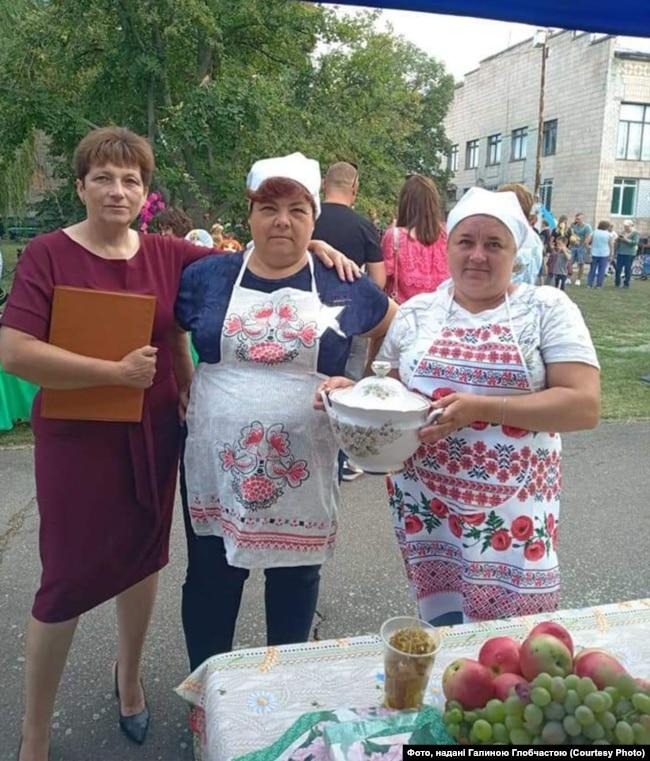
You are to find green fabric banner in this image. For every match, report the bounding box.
[0,367,38,431]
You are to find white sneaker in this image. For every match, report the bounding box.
[574,280,581,286]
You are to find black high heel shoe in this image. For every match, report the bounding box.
[114,663,150,745]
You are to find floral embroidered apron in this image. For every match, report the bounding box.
[387,290,561,623]
[184,251,340,568]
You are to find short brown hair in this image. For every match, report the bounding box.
[597,220,610,230]
[246,178,315,216]
[324,162,358,189]
[154,207,193,237]
[396,174,442,245]
[498,183,533,219]
[73,126,155,187]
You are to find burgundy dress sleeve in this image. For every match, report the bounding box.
[1,238,54,340]
[171,238,218,269]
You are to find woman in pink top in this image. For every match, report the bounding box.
[381,175,449,303]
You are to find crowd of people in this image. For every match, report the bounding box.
[0,123,625,761]
[538,213,644,290]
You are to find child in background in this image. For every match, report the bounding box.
[553,235,571,291]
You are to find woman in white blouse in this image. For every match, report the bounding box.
[323,187,601,625]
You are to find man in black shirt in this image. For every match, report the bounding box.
[313,162,386,481]
[313,162,386,288]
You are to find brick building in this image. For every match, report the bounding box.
[444,32,650,234]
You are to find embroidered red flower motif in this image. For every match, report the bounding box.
[460,455,472,469]
[551,527,558,551]
[509,462,521,477]
[497,468,510,483]
[241,475,277,503]
[241,422,264,448]
[524,540,546,562]
[245,342,286,364]
[502,425,529,438]
[447,462,460,474]
[486,461,498,475]
[254,305,274,320]
[511,515,534,541]
[224,314,243,335]
[521,446,532,459]
[448,514,463,538]
[276,302,297,321]
[404,515,423,534]
[436,452,449,465]
[491,530,512,551]
[462,512,486,525]
[430,498,448,517]
[546,514,556,534]
[386,477,395,497]
[489,494,502,507]
[473,441,487,454]
[432,387,455,401]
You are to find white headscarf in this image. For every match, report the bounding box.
[447,187,530,250]
[246,152,322,219]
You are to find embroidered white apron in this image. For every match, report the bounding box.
[184,251,340,568]
[387,290,561,623]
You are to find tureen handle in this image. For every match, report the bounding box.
[424,407,444,426]
[371,360,391,378]
[320,389,332,409]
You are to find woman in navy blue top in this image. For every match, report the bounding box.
[175,153,396,669]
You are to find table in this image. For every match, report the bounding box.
[0,366,37,430]
[176,598,650,761]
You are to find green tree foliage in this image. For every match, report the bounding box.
[0,0,454,225]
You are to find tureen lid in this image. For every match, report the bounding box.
[329,361,429,412]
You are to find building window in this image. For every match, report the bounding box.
[465,139,479,169]
[610,178,637,216]
[511,127,528,161]
[448,145,459,172]
[540,179,553,211]
[616,103,650,161]
[486,134,502,166]
[542,120,558,156]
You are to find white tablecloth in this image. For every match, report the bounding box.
[176,598,650,761]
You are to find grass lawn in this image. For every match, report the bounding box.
[569,277,650,420]
[1,269,649,447]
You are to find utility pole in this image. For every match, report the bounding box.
[534,30,549,199]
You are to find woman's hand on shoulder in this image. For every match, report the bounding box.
[418,392,484,444]
[308,240,361,282]
[313,376,355,411]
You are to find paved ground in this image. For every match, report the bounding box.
[1,421,649,761]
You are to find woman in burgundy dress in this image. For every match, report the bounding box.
[0,127,356,761]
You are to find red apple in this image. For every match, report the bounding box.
[442,658,495,709]
[528,621,574,656]
[519,634,573,680]
[478,636,522,677]
[574,649,628,689]
[493,673,529,701]
[635,678,650,694]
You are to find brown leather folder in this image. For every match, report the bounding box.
[41,287,156,422]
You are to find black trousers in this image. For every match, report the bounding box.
[179,444,321,671]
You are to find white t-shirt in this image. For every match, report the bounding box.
[377,284,600,393]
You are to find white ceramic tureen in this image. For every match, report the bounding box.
[321,361,441,474]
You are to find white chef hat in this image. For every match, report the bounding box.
[447,187,530,250]
[246,152,321,218]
